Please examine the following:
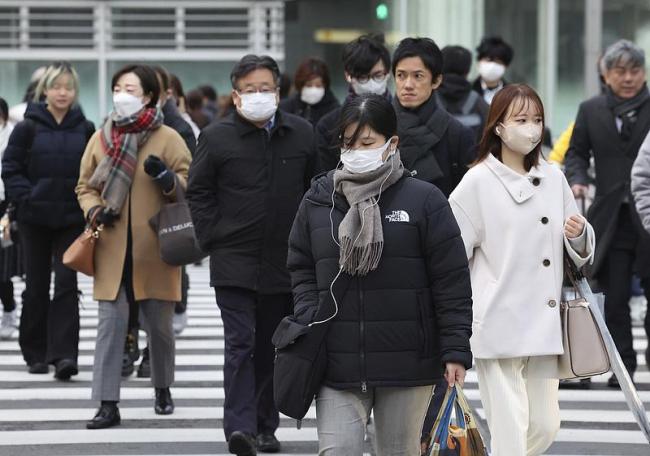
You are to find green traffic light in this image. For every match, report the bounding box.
[376,3,389,20]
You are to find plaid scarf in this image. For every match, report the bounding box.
[88,108,163,213]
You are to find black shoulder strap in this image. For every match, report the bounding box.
[461,91,480,116]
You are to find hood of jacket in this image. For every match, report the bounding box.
[24,102,87,130]
[438,73,473,102]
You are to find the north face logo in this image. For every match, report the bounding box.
[385,210,410,222]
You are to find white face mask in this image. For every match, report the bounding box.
[497,123,543,156]
[478,61,506,83]
[340,138,396,174]
[237,92,278,122]
[113,92,144,118]
[300,86,325,105]
[350,75,389,96]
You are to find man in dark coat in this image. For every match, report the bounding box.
[565,39,650,387]
[186,55,315,456]
[315,34,392,172]
[437,45,489,142]
[471,36,513,105]
[392,37,476,198]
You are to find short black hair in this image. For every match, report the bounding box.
[111,64,160,108]
[392,37,444,80]
[152,65,171,92]
[337,93,397,150]
[342,34,391,79]
[230,55,280,89]
[476,36,514,66]
[197,84,217,101]
[442,45,472,76]
[0,97,7,122]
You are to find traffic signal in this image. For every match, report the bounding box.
[376,3,389,21]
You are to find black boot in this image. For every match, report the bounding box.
[228,431,256,456]
[154,387,174,415]
[54,358,78,380]
[86,401,121,429]
[137,346,150,378]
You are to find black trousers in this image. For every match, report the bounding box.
[0,280,15,312]
[18,223,81,365]
[600,207,650,374]
[214,286,292,439]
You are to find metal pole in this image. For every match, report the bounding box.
[96,2,107,120]
[584,0,603,98]
[537,0,558,129]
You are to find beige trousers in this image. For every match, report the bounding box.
[475,356,561,456]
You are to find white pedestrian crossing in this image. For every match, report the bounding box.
[0,264,648,455]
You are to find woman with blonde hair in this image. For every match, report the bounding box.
[449,84,595,455]
[2,61,94,379]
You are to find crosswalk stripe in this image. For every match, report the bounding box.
[1,264,649,455]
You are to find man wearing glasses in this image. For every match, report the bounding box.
[186,54,316,456]
[316,34,392,172]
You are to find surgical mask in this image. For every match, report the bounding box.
[300,86,325,105]
[497,123,543,156]
[478,61,506,83]
[350,76,389,96]
[340,138,396,174]
[238,92,278,122]
[112,92,144,118]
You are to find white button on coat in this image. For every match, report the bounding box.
[449,154,595,359]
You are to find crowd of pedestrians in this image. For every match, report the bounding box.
[0,30,649,456]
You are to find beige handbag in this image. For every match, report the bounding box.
[558,258,611,380]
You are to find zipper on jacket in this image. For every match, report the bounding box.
[358,278,367,393]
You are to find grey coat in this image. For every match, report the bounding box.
[632,131,650,234]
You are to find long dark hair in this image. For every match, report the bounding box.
[336,94,397,151]
[475,84,545,171]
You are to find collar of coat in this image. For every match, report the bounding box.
[483,153,546,204]
[233,109,292,137]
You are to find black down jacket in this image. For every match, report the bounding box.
[279,89,340,127]
[186,110,316,292]
[287,169,473,390]
[2,102,94,228]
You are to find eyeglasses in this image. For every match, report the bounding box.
[355,72,388,84]
[237,87,278,95]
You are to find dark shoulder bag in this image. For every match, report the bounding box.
[149,177,205,266]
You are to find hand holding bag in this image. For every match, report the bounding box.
[558,256,611,380]
[63,211,102,277]
[149,177,204,266]
[426,385,488,456]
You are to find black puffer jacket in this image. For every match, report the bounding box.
[287,169,473,390]
[279,89,340,127]
[2,102,94,228]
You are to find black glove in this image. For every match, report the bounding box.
[144,155,175,193]
[89,205,118,227]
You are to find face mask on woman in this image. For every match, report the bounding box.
[301,86,325,105]
[113,92,144,118]
[478,61,506,83]
[340,138,396,174]
[237,92,278,122]
[496,123,543,156]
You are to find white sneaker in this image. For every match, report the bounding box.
[173,311,187,335]
[0,309,17,340]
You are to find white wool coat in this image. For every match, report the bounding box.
[449,153,595,360]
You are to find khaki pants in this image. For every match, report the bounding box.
[475,356,560,456]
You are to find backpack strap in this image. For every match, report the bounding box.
[460,91,480,116]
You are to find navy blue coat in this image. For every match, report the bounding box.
[2,102,94,228]
[287,170,473,390]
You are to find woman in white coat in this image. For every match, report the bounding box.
[449,84,595,456]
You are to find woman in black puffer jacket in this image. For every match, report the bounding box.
[2,61,94,379]
[286,94,473,455]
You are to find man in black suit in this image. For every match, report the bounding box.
[565,39,650,387]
